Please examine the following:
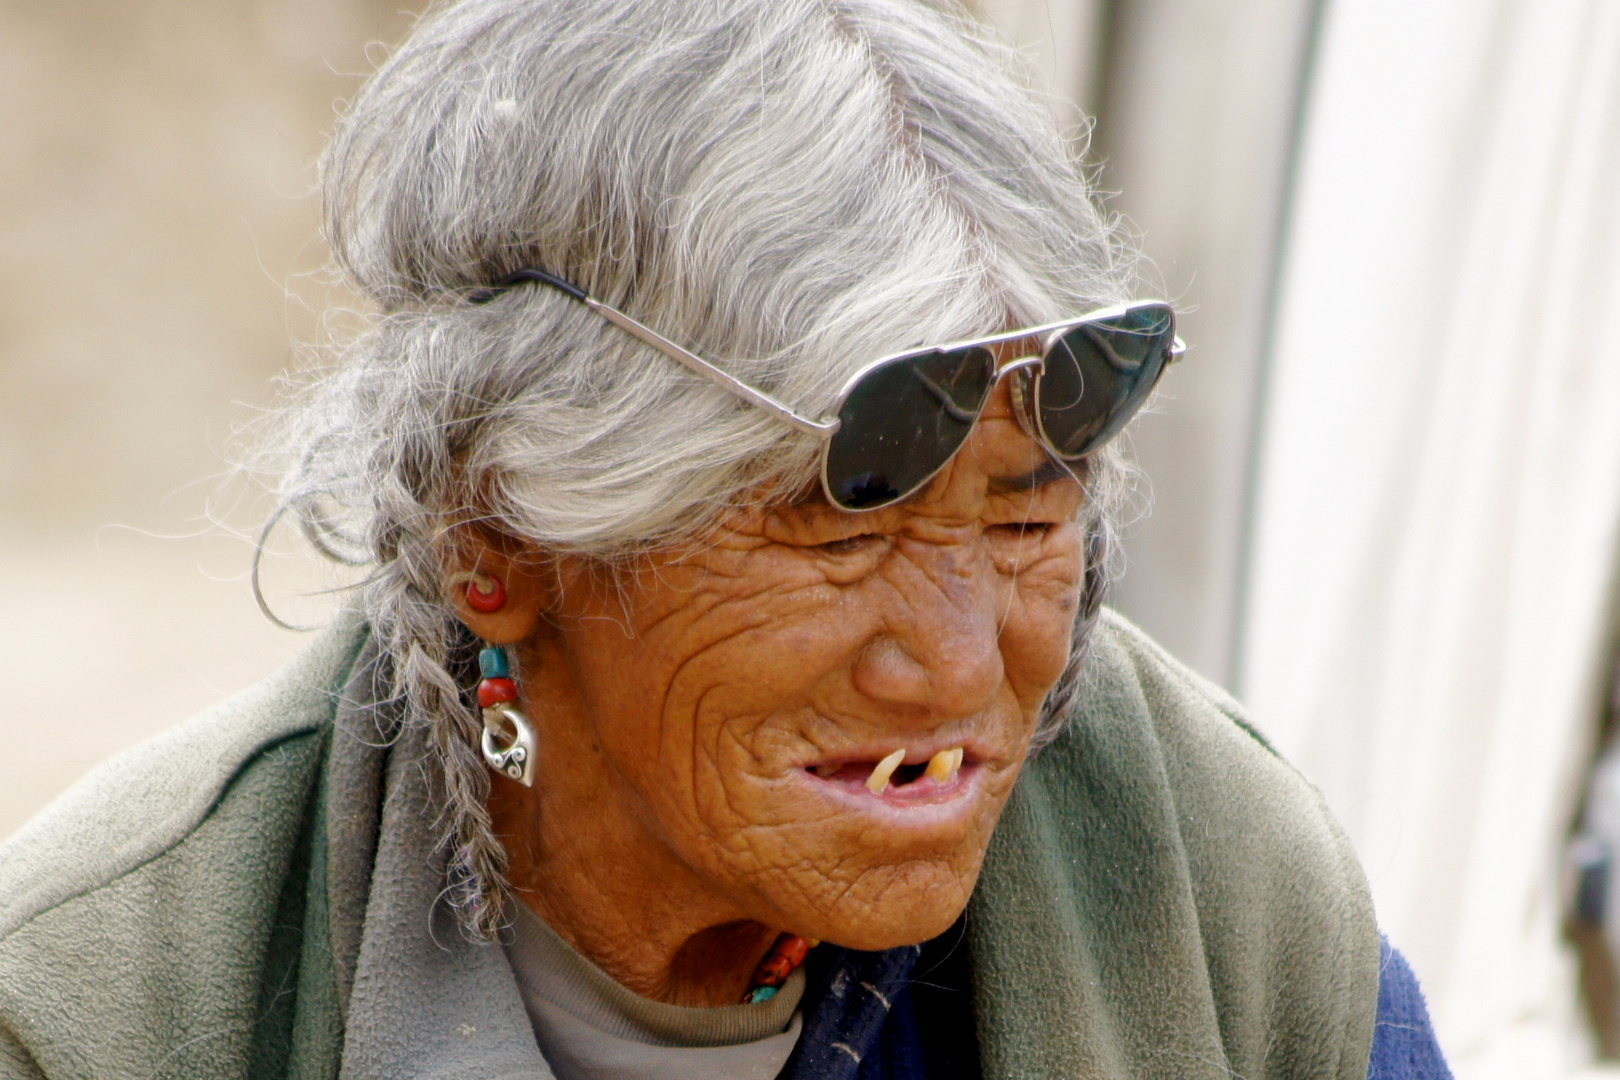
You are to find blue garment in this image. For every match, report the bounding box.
[783,928,1451,1079]
[778,942,926,1079]
[1368,937,1453,1079]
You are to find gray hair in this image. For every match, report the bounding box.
[276,0,1133,936]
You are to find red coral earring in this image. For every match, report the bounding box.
[448,570,507,613]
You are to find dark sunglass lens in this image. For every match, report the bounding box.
[825,347,996,510]
[1036,303,1176,459]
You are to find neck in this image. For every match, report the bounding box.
[486,655,778,1007]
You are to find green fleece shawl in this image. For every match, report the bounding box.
[0,609,1379,1079]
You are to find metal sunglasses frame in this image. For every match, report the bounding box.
[471,268,1185,505]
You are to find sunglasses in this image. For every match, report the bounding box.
[470,268,1184,512]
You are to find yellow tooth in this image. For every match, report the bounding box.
[925,748,956,783]
[814,763,839,779]
[951,747,965,773]
[866,748,906,793]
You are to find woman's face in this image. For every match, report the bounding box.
[491,381,1087,952]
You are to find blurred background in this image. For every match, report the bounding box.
[2,0,1618,1075]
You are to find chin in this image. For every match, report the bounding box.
[804,860,979,951]
[734,823,989,951]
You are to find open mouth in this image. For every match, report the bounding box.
[804,746,972,799]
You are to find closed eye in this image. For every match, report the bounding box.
[987,458,1075,494]
[817,534,884,555]
[986,521,1052,539]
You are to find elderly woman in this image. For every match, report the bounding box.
[0,1,1450,1078]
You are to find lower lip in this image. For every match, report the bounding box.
[797,763,980,812]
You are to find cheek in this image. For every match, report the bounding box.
[665,591,875,808]
[573,580,950,931]
[567,569,868,814]
[996,530,1086,704]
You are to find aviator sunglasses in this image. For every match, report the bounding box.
[471,268,1185,512]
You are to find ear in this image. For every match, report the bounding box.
[444,530,554,646]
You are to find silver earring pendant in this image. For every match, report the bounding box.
[475,645,536,787]
[481,704,536,787]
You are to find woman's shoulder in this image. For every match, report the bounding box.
[1084,606,1272,755]
[1053,606,1373,911]
[965,607,1381,1080]
[0,615,367,1077]
[0,613,367,940]
[1075,606,1323,824]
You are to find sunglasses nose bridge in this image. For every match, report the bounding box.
[991,353,1045,442]
[995,352,1044,378]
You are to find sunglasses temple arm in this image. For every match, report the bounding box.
[586,299,840,438]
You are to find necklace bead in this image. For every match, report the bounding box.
[744,933,816,1004]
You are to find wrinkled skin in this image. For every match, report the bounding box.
[457,380,1086,1007]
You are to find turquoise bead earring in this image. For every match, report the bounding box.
[477,644,536,786]
[448,569,537,787]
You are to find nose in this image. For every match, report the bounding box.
[850,542,1005,722]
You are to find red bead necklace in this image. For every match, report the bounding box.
[745,933,817,1004]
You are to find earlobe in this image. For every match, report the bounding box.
[444,549,551,645]
[450,570,507,613]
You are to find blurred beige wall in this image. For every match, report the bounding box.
[0,0,421,839]
[1092,0,1317,690]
